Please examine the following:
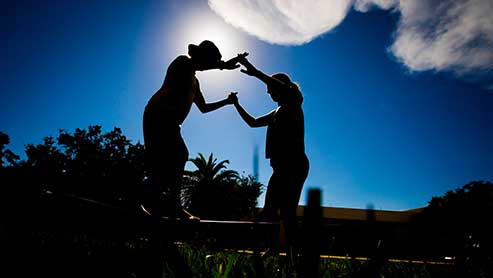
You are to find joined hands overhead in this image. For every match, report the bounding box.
[236,53,259,76]
[227,92,238,104]
[219,52,249,70]
[219,52,259,76]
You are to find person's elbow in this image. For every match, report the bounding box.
[248,120,262,128]
[197,104,210,113]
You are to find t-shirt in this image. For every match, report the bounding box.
[265,104,305,161]
[146,55,205,126]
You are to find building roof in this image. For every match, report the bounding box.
[296,206,425,223]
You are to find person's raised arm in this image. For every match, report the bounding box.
[194,89,232,113]
[238,56,290,91]
[228,92,273,128]
[218,52,249,70]
[203,52,249,71]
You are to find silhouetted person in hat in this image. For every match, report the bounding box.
[228,55,309,253]
[142,40,246,220]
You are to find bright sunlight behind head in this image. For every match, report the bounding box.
[173,8,251,96]
[176,9,245,59]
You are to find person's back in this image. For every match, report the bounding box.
[146,55,199,126]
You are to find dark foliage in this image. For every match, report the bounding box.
[0,131,20,168]
[0,127,262,218]
[413,181,493,245]
[411,181,493,276]
[9,126,145,205]
[183,153,263,220]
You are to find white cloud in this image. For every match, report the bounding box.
[390,0,493,74]
[353,0,397,12]
[208,0,493,77]
[207,0,353,45]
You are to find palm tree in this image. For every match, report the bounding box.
[182,153,240,218]
[188,153,239,185]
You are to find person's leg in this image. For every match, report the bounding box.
[167,131,198,220]
[258,169,284,255]
[281,184,303,248]
[142,108,165,215]
[141,140,161,213]
[280,157,309,253]
[260,169,282,221]
[142,111,182,217]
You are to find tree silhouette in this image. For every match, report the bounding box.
[0,131,21,200]
[183,153,263,220]
[0,131,20,168]
[1,128,262,219]
[56,126,146,203]
[2,126,145,206]
[411,180,493,274]
[416,180,492,241]
[24,136,66,177]
[187,153,239,186]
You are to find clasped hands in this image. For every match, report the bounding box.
[223,52,259,104]
[220,52,257,75]
[219,52,248,70]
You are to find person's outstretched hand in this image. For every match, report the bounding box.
[227,92,238,104]
[220,52,249,70]
[238,56,258,76]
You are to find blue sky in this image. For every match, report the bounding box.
[2,0,492,210]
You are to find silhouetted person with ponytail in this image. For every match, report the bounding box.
[228,56,309,254]
[142,40,246,220]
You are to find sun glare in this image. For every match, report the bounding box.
[175,11,246,60]
[172,9,252,95]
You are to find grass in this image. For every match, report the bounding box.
[20,230,458,277]
[174,242,456,278]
